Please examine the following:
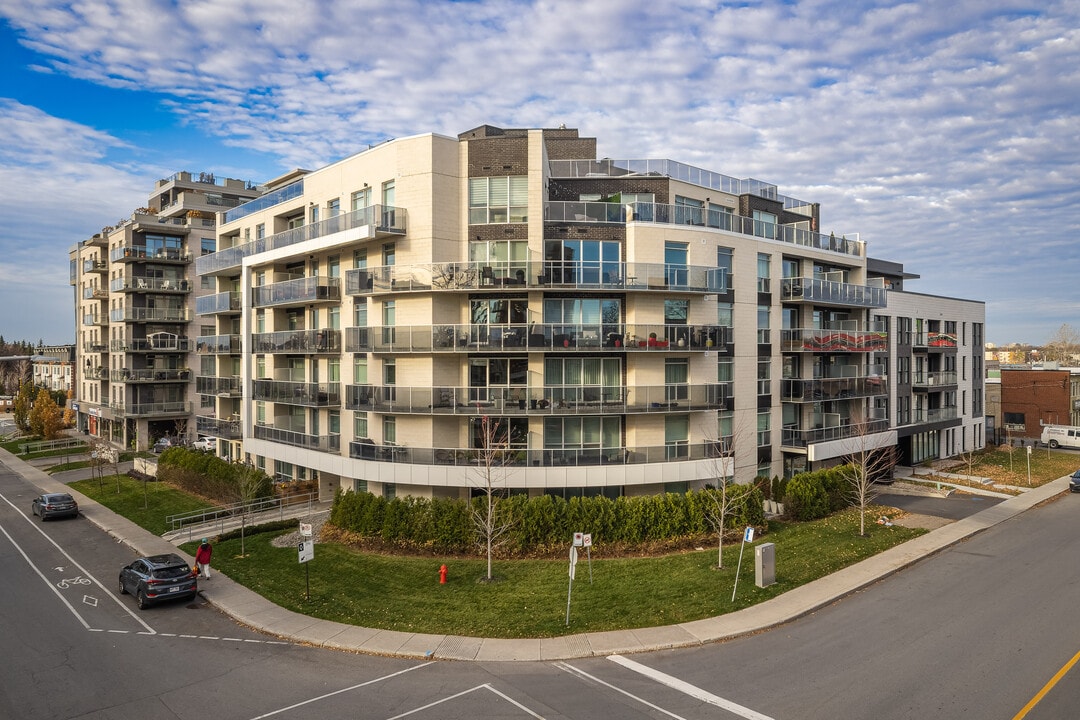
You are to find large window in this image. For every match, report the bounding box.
[545,357,622,405]
[543,239,620,285]
[544,416,621,465]
[665,358,688,402]
[469,176,527,224]
[470,357,528,403]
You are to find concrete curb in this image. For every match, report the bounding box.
[1,445,1069,660]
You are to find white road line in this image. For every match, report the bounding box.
[0,488,156,634]
[555,662,688,720]
[608,655,776,720]
[246,662,435,720]
[385,683,547,720]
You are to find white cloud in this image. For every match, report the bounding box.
[1,0,1079,343]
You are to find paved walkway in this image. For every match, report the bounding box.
[1,446,1070,661]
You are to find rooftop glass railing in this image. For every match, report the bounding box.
[223,179,303,224]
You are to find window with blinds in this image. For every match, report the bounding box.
[469,176,528,224]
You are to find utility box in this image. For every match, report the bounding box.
[755,542,776,588]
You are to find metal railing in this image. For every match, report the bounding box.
[165,492,318,536]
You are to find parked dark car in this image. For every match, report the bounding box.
[1070,469,1080,493]
[118,553,198,609]
[31,493,79,520]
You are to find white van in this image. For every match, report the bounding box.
[1039,424,1080,449]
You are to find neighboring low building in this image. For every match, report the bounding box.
[1000,365,1080,441]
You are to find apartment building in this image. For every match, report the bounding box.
[191,124,985,501]
[69,172,260,446]
[32,344,75,393]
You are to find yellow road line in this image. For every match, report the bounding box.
[1013,647,1080,719]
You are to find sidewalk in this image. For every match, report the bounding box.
[1,446,1070,661]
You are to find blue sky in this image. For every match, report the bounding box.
[1,0,1078,347]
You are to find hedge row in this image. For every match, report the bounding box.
[329,486,765,556]
[157,447,273,504]
[782,465,853,521]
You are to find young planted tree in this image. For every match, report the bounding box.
[700,413,757,569]
[470,416,516,582]
[839,410,898,537]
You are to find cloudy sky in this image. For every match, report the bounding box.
[1,0,1077,347]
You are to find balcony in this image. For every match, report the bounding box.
[913,407,959,423]
[345,260,725,296]
[781,327,888,353]
[110,246,192,264]
[112,401,192,417]
[251,329,341,354]
[195,334,241,354]
[222,178,303,224]
[344,382,730,415]
[111,276,191,293]
[780,277,886,309]
[196,414,241,439]
[347,440,730,467]
[781,375,887,402]
[82,287,108,300]
[110,307,190,323]
[781,419,890,448]
[82,314,107,327]
[251,276,341,308]
[82,341,109,354]
[348,323,727,354]
[196,375,242,396]
[195,291,241,315]
[111,335,190,352]
[541,199,863,258]
[253,424,340,453]
[110,368,192,383]
[913,331,958,350]
[251,380,341,407]
[200,203,405,275]
[913,371,958,388]
[83,259,107,273]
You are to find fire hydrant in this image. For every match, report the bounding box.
[439,564,448,585]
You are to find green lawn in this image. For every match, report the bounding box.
[71,474,209,536]
[179,509,924,638]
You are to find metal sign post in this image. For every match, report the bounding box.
[298,539,314,600]
[583,533,593,584]
[566,545,578,626]
[731,526,754,602]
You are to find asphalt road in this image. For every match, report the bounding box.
[878,490,1005,520]
[4,454,1080,719]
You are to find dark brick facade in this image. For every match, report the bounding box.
[1000,369,1072,438]
[548,177,670,204]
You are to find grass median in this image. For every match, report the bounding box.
[70,474,925,637]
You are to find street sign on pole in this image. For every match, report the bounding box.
[566,545,578,626]
[583,534,593,583]
[300,522,313,538]
[732,526,754,602]
[573,532,584,547]
[298,541,314,563]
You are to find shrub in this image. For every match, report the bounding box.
[783,472,831,521]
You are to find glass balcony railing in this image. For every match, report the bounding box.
[83,342,109,353]
[82,287,108,299]
[200,204,405,275]
[780,277,886,309]
[195,291,241,315]
[251,380,341,407]
[347,440,732,467]
[781,375,887,402]
[781,419,890,448]
[223,179,303,224]
[912,371,958,387]
[253,424,340,453]
[110,307,190,323]
[82,314,107,326]
[196,415,241,439]
[540,199,863,258]
[344,382,730,415]
[111,277,191,293]
[196,375,242,396]
[111,337,190,352]
[913,407,959,423]
[110,369,192,383]
[195,334,241,354]
[251,329,341,353]
[251,276,340,307]
[110,246,192,263]
[780,327,888,353]
[345,260,725,295]
[83,259,107,273]
[112,401,192,417]
[345,323,726,353]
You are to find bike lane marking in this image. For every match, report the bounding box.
[0,490,155,634]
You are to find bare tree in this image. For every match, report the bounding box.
[1043,323,1080,364]
[839,411,898,536]
[699,414,757,569]
[90,438,111,491]
[173,417,190,445]
[470,416,516,582]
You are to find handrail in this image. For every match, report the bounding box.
[165,491,317,533]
